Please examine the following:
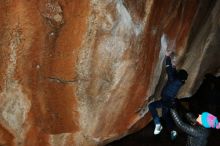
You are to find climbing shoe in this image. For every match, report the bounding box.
[170,130,177,140]
[154,124,163,135]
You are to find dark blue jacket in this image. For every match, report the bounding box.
[161,56,184,101]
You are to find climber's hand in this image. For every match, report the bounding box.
[166,49,173,56]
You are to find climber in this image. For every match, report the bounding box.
[148,49,188,140]
[170,108,220,146]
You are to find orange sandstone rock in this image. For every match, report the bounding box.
[0,0,219,146]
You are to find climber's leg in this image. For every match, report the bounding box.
[149,100,163,135]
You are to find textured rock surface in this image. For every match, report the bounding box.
[0,0,219,146]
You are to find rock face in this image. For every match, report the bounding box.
[0,0,219,146]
